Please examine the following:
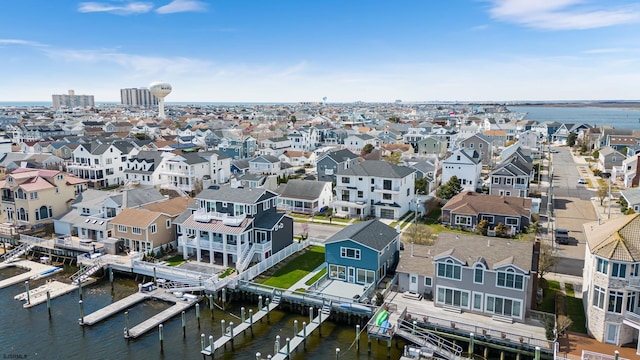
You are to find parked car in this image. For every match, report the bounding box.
[555,228,570,244]
[577,178,587,184]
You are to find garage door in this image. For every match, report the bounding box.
[380,209,395,219]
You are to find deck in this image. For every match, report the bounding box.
[0,260,63,289]
[81,292,151,325]
[125,296,197,339]
[14,279,96,308]
[270,309,331,360]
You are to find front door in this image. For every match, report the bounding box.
[409,274,418,293]
[348,267,355,283]
[605,323,619,344]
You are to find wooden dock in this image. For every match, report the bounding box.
[201,296,282,356]
[81,292,151,325]
[270,308,331,360]
[0,260,62,289]
[14,279,96,308]
[125,297,196,339]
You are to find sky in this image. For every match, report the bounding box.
[1,0,640,103]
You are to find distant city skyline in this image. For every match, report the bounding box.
[1,0,640,102]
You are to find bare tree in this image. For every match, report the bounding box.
[557,315,573,337]
[597,185,608,206]
[538,242,557,279]
[402,223,434,246]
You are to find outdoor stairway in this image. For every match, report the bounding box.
[236,244,255,272]
[2,243,33,263]
[271,294,281,306]
[70,259,103,285]
[157,278,205,293]
[395,319,468,360]
[321,301,332,318]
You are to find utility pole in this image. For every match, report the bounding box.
[608,176,612,219]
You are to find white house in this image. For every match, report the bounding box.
[67,140,139,188]
[343,133,376,153]
[441,149,482,192]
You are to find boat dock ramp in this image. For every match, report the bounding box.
[0,259,63,289]
[14,278,96,309]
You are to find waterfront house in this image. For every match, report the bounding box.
[324,219,399,286]
[67,140,139,189]
[0,168,88,226]
[395,232,538,323]
[174,184,293,271]
[617,154,640,188]
[582,214,640,352]
[333,160,415,220]
[441,191,532,234]
[441,149,482,192]
[275,179,333,214]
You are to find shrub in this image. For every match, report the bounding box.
[375,292,384,306]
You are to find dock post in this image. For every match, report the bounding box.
[229,322,234,349]
[79,300,84,323]
[534,346,541,360]
[196,303,201,328]
[153,267,157,285]
[209,335,214,355]
[221,319,226,341]
[222,288,226,310]
[181,311,186,338]
[241,307,246,323]
[125,311,130,338]
[159,324,164,352]
[469,332,474,356]
[387,337,391,359]
[516,353,521,360]
[484,346,489,359]
[367,333,371,354]
[309,307,313,325]
[249,309,254,336]
[500,350,505,360]
[258,295,263,310]
[412,320,417,334]
[614,350,619,360]
[274,335,280,356]
[200,333,205,351]
[355,324,360,351]
[293,320,298,335]
[109,266,114,287]
[46,290,51,317]
[255,353,261,360]
[286,338,291,357]
[25,281,30,305]
[336,348,340,359]
[78,279,83,301]
[209,294,214,320]
[318,310,322,337]
[302,321,307,349]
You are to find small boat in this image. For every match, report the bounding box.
[173,291,184,299]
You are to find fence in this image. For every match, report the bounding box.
[234,240,310,283]
[581,350,629,360]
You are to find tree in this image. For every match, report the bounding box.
[385,151,401,165]
[437,176,463,200]
[620,196,629,213]
[290,115,297,125]
[415,177,428,194]
[538,242,557,279]
[495,222,509,237]
[402,223,434,245]
[597,185,608,206]
[361,143,374,155]
[556,314,573,337]
[388,116,400,123]
[476,219,489,236]
[567,133,577,147]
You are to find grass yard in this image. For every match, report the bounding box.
[539,280,561,313]
[565,283,575,297]
[305,267,327,286]
[539,279,587,334]
[164,254,186,267]
[566,296,587,334]
[257,246,325,289]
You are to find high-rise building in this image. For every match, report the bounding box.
[120,88,159,108]
[52,90,95,109]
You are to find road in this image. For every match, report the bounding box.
[547,146,598,276]
[293,221,342,243]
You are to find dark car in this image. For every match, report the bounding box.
[555,228,570,245]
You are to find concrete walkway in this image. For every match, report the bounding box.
[287,263,326,291]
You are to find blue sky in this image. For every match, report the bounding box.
[1,0,640,102]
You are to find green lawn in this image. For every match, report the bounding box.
[539,280,587,334]
[565,283,575,297]
[305,267,327,286]
[566,296,587,334]
[164,254,186,267]
[257,246,325,289]
[539,280,561,313]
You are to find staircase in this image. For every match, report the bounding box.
[236,244,255,272]
[271,294,281,306]
[395,319,467,360]
[321,300,332,318]
[2,243,33,263]
[157,278,206,292]
[70,259,103,285]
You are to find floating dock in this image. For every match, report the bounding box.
[125,294,196,339]
[270,304,332,360]
[81,292,151,326]
[14,279,96,309]
[0,260,63,289]
[201,295,282,357]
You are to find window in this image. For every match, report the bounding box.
[473,293,483,310]
[357,191,363,198]
[454,215,472,226]
[632,263,640,277]
[486,295,522,318]
[30,192,38,200]
[496,269,524,290]
[627,292,637,313]
[593,286,605,309]
[383,180,392,190]
[166,219,171,229]
[342,177,350,184]
[481,215,494,224]
[150,224,157,234]
[493,177,500,184]
[118,225,127,233]
[436,287,469,308]
[611,263,627,278]
[383,193,392,200]
[329,264,346,280]
[474,266,484,284]
[608,291,624,313]
[597,258,609,274]
[505,178,513,185]
[505,217,518,226]
[437,260,461,280]
[356,269,375,284]
[424,277,432,287]
[132,227,142,235]
[340,247,361,260]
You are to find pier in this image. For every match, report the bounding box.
[14,279,96,308]
[81,291,151,325]
[201,294,282,357]
[0,260,63,289]
[270,302,332,360]
[125,292,197,339]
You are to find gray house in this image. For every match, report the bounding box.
[396,232,538,322]
[458,133,492,165]
[316,148,359,182]
[489,150,534,198]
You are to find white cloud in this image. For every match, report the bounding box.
[487,0,640,30]
[156,0,207,14]
[0,39,45,47]
[582,48,625,54]
[78,2,153,15]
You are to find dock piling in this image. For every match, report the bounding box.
[336,348,340,359]
[109,266,114,286]
[241,307,246,323]
[367,333,371,354]
[614,350,619,360]
[309,307,313,325]
[78,279,83,301]
[153,267,157,284]
[221,319,226,341]
[79,300,84,323]
[229,321,234,349]
[286,338,290,357]
[302,321,307,349]
[387,338,391,359]
[125,311,130,338]
[355,324,360,351]
[255,352,261,360]
[46,290,51,317]
[534,346,540,360]
[196,303,200,328]
[181,311,186,338]
[25,281,30,305]
[469,332,475,356]
[258,295,263,310]
[208,294,214,319]
[209,335,214,355]
[200,333,205,351]
[159,324,164,351]
[274,335,280,356]
[293,320,298,335]
[222,288,226,310]
[249,309,254,335]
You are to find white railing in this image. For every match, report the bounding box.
[628,277,640,289]
[236,244,255,272]
[192,209,246,226]
[178,235,237,253]
[396,319,463,359]
[624,310,640,326]
[581,350,630,360]
[235,240,310,283]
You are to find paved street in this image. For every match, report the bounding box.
[293,221,342,243]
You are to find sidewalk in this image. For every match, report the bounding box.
[287,263,326,291]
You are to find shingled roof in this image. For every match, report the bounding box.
[586,214,640,262]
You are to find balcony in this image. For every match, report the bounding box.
[623,310,640,329]
[192,209,246,226]
[178,235,237,253]
[373,186,400,194]
[628,277,640,290]
[1,196,14,203]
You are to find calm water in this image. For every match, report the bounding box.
[508,105,640,130]
[0,268,403,360]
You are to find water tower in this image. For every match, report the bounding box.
[149,81,172,118]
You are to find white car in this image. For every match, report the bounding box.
[577,178,587,184]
